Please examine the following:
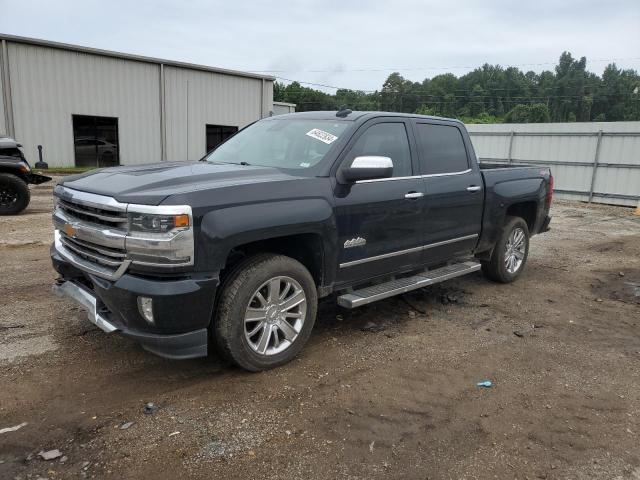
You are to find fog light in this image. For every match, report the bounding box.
[137,297,154,324]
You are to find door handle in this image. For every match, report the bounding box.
[405,192,424,199]
[466,185,482,192]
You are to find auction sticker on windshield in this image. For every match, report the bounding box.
[306,128,338,145]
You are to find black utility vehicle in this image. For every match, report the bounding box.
[51,111,552,371]
[0,136,51,215]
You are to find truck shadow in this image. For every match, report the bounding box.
[54,277,476,383]
[314,278,475,335]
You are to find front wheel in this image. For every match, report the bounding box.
[0,173,30,215]
[481,215,530,283]
[214,254,318,371]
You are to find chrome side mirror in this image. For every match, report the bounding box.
[341,156,394,182]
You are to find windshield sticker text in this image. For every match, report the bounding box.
[306,129,338,145]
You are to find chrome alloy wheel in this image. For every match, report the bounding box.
[244,276,307,356]
[504,227,526,274]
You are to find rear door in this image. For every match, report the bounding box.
[333,119,425,285]
[411,121,483,265]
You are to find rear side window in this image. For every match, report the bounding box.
[346,123,412,177]
[414,124,469,175]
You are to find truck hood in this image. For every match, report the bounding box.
[60,161,299,205]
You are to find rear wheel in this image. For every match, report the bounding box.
[214,254,318,371]
[0,173,30,215]
[481,215,530,283]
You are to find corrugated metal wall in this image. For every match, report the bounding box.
[7,42,162,166]
[0,72,6,136]
[467,122,640,206]
[0,36,274,167]
[0,42,7,135]
[264,80,274,121]
[164,67,267,161]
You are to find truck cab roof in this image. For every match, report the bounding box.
[271,110,464,126]
[0,136,21,149]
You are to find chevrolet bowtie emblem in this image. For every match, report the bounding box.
[63,223,76,238]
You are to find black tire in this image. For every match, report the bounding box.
[481,215,530,283]
[0,173,30,215]
[213,253,318,371]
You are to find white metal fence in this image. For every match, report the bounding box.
[272,102,296,116]
[466,122,640,207]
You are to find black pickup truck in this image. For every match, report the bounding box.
[0,136,51,214]
[51,111,552,371]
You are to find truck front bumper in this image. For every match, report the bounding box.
[51,245,219,360]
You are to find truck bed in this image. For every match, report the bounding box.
[479,161,536,170]
[475,162,552,254]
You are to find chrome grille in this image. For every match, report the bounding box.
[57,198,128,228]
[53,186,130,279]
[59,231,126,268]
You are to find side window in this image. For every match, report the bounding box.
[346,123,412,177]
[414,123,469,175]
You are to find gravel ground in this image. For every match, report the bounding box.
[1,179,640,479]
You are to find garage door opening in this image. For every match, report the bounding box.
[206,124,238,153]
[73,115,120,168]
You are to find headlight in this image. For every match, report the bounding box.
[125,205,194,267]
[128,212,190,233]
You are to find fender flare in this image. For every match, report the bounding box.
[198,198,337,274]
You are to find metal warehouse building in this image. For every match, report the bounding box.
[0,34,275,168]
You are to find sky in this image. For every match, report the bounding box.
[1,0,639,92]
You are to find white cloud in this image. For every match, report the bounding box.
[1,0,638,92]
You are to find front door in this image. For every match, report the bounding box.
[333,120,425,285]
[411,121,484,265]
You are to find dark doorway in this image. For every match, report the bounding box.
[73,115,120,168]
[206,124,238,153]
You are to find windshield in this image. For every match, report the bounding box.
[204,119,350,170]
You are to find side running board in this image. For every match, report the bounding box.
[337,261,481,309]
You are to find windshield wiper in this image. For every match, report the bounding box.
[206,160,251,166]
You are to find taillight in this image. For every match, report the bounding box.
[540,169,553,206]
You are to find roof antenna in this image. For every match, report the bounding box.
[336,106,352,118]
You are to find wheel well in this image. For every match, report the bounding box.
[0,168,25,180]
[506,201,537,231]
[222,234,324,286]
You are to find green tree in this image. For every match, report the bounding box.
[458,112,501,124]
[415,105,437,116]
[593,63,640,121]
[381,72,416,112]
[504,103,551,123]
[274,52,640,121]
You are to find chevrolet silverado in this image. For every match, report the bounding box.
[51,110,552,371]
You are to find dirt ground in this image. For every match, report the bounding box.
[1,179,640,480]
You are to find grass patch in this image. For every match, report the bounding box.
[33,167,95,174]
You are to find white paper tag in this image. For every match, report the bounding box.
[306,128,338,145]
